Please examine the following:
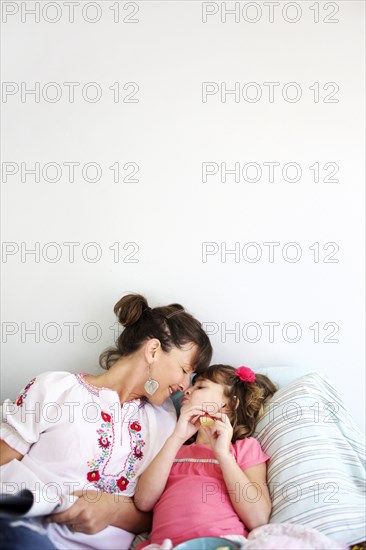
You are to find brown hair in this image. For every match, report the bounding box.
[192,364,277,442]
[99,293,213,372]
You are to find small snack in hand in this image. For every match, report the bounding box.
[199,414,215,427]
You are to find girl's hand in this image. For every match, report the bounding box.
[202,412,233,458]
[172,405,204,442]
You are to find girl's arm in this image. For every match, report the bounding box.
[204,413,271,530]
[217,457,271,530]
[134,404,203,512]
[134,434,183,512]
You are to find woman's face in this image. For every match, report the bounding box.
[181,377,230,416]
[147,343,197,405]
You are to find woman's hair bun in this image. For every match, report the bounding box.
[113,294,149,327]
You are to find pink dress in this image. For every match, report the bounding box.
[146,438,269,547]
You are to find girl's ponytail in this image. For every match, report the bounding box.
[233,371,277,439]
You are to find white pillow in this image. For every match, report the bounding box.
[254,365,311,389]
[254,372,366,546]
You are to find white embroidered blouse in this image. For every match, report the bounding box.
[0,371,177,549]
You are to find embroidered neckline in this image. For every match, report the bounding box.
[86,410,146,493]
[75,373,103,396]
[75,372,147,408]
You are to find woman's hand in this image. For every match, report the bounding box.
[47,490,151,534]
[172,405,204,443]
[47,490,110,534]
[0,439,23,466]
[202,412,233,458]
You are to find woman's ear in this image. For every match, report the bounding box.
[144,338,161,363]
[233,395,240,410]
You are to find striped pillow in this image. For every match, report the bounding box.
[254,372,366,547]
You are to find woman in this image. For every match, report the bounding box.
[0,294,212,550]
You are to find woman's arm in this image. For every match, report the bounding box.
[134,404,204,512]
[0,439,23,465]
[48,491,152,534]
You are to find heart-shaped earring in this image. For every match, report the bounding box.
[144,379,159,395]
[144,364,159,396]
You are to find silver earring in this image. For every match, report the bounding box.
[144,364,159,396]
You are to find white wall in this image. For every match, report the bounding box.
[1,1,365,433]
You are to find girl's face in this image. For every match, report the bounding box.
[181,376,231,416]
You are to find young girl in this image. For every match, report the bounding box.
[134,364,277,547]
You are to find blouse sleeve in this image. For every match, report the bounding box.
[0,371,74,456]
[233,437,270,471]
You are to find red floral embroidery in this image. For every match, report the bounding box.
[86,407,146,493]
[116,476,129,491]
[98,436,110,449]
[130,421,141,432]
[133,446,143,459]
[16,378,36,408]
[87,470,100,482]
[101,411,111,422]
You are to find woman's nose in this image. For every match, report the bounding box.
[177,372,190,393]
[177,381,188,393]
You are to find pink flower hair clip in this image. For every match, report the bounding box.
[236,366,256,383]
